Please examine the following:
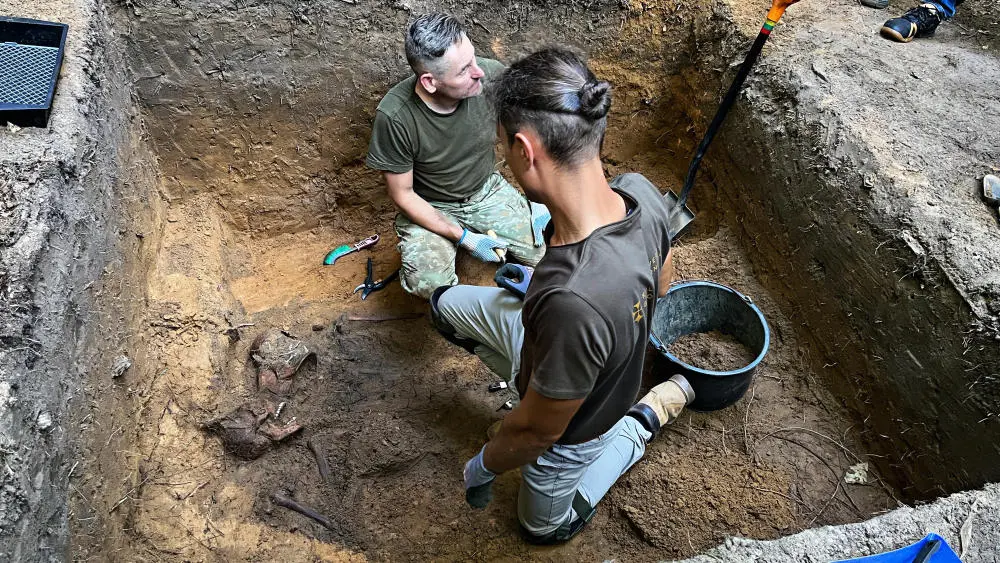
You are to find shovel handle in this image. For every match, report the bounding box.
[675,0,799,208]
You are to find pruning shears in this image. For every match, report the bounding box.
[323,234,379,266]
[353,257,400,300]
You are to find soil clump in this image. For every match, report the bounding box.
[669,330,757,371]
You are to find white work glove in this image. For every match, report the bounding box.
[458,229,508,263]
[529,202,551,247]
[463,446,496,509]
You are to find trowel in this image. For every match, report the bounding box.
[665,0,801,239]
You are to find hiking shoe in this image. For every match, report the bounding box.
[627,375,695,440]
[860,0,889,9]
[881,4,941,42]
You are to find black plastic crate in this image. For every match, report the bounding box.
[0,16,69,128]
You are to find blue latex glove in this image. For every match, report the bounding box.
[530,202,551,247]
[494,263,533,300]
[458,229,508,263]
[463,446,496,509]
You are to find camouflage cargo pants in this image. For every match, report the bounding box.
[395,173,545,299]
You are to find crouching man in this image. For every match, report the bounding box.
[430,48,694,543]
[366,13,548,299]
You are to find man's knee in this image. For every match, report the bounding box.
[518,513,589,545]
[396,220,458,300]
[430,286,477,353]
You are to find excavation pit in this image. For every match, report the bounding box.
[1,0,998,561]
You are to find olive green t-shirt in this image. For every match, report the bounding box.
[516,173,673,445]
[365,58,506,203]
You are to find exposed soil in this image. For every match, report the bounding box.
[669,330,757,372]
[81,143,900,562]
[3,0,996,558]
[617,445,797,555]
[38,0,973,560]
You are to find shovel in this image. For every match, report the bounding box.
[665,0,801,239]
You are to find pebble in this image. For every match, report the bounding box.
[37,411,53,431]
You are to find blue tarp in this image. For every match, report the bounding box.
[834,533,960,563]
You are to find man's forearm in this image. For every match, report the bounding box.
[482,426,552,474]
[394,191,464,242]
[479,389,583,474]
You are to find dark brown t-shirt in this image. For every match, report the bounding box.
[517,173,672,445]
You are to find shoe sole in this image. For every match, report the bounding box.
[881,24,915,42]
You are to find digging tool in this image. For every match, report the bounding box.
[353,257,399,300]
[487,229,507,262]
[664,0,801,239]
[323,234,379,265]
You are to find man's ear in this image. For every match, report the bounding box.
[418,73,437,94]
[513,132,536,169]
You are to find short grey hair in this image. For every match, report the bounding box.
[492,48,612,166]
[405,13,466,76]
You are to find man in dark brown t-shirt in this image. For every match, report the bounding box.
[432,49,696,543]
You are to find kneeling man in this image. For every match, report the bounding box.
[432,48,693,543]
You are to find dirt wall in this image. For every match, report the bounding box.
[110,0,634,238]
[706,2,1000,500]
[0,0,157,559]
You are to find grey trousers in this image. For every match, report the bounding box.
[437,285,652,538]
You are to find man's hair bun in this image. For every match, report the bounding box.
[577,81,611,120]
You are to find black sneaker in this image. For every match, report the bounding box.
[861,0,889,9]
[881,4,941,42]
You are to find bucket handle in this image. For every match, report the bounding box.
[669,279,755,305]
[649,332,669,354]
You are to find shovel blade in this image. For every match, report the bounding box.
[663,190,695,240]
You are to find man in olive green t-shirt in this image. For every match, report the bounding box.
[366,13,547,299]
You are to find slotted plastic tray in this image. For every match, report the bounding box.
[0,16,68,128]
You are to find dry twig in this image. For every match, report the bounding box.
[759,426,901,506]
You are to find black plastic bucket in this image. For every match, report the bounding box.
[648,280,769,411]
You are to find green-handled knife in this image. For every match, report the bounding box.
[323,234,379,265]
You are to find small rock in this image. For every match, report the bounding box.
[863,174,876,190]
[111,355,132,378]
[312,324,325,332]
[37,411,53,431]
[844,462,870,484]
